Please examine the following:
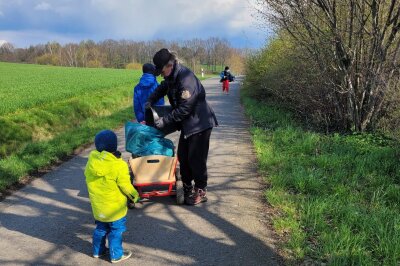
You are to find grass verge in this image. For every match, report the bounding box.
[241,91,400,265]
[0,103,132,192]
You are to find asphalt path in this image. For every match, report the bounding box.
[0,76,281,265]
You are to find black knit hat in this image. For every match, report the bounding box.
[95,130,118,153]
[142,63,155,74]
[153,48,173,76]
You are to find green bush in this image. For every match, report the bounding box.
[36,53,60,66]
[125,62,142,70]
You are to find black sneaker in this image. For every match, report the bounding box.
[183,184,194,202]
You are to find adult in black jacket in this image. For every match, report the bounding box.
[146,48,218,205]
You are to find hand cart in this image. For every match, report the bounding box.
[128,154,184,205]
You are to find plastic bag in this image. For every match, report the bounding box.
[125,121,174,157]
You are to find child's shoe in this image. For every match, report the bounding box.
[111,250,132,263]
[93,248,109,258]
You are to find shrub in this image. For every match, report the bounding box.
[87,60,103,68]
[36,54,60,66]
[244,33,340,132]
[125,62,142,70]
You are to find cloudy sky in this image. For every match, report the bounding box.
[0,0,270,49]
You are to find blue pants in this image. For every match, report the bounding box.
[93,216,127,260]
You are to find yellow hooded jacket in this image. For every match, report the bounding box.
[85,150,138,222]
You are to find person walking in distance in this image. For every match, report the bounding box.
[220,66,234,94]
[145,48,218,205]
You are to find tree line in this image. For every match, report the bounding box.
[249,0,400,135]
[0,37,246,74]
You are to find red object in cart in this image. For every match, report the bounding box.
[128,155,184,205]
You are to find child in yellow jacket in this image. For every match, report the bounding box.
[85,129,139,263]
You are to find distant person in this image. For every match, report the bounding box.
[85,129,139,263]
[220,66,235,94]
[133,63,164,124]
[146,48,218,205]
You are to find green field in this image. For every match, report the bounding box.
[0,62,139,115]
[0,62,141,191]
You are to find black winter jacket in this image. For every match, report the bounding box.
[147,63,218,138]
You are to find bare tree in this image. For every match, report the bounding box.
[215,38,231,68]
[5,38,245,76]
[0,42,15,61]
[203,37,219,71]
[259,0,400,131]
[226,47,245,74]
[63,43,79,67]
[180,39,205,72]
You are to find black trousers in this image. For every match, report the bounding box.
[177,128,212,190]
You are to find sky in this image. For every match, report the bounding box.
[0,0,271,49]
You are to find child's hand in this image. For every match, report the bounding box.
[134,196,140,203]
[132,189,140,203]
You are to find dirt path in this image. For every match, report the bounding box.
[0,77,281,265]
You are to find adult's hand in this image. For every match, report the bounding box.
[155,118,165,130]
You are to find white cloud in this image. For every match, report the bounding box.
[35,2,51,11]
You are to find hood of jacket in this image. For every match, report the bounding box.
[139,73,157,89]
[85,149,137,223]
[85,150,118,178]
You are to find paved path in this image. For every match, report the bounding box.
[0,77,280,265]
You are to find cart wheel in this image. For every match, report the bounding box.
[175,166,181,181]
[176,180,184,205]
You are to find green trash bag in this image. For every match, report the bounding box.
[125,121,174,157]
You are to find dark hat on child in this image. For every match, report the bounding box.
[224,66,229,70]
[142,63,155,74]
[95,130,118,153]
[153,48,174,76]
